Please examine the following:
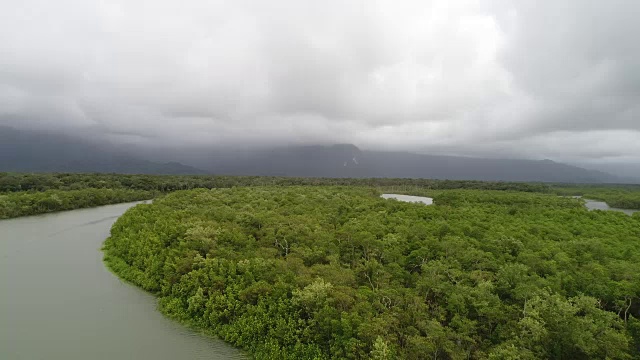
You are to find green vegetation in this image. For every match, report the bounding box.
[3,172,639,357]
[104,187,640,359]
[0,172,555,219]
[3,173,639,218]
[0,172,552,193]
[0,188,152,219]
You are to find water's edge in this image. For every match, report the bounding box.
[1,201,243,360]
[101,203,248,358]
[101,250,247,357]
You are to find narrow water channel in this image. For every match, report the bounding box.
[583,199,638,216]
[0,202,244,360]
[381,194,434,205]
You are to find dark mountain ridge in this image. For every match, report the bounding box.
[207,144,622,183]
[0,126,631,183]
[0,126,206,175]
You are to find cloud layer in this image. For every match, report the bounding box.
[1,0,639,164]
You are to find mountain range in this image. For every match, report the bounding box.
[206,143,625,183]
[0,126,635,183]
[0,126,205,175]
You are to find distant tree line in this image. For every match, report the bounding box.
[0,172,553,193]
[1,173,639,219]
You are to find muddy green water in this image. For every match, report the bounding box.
[0,202,243,360]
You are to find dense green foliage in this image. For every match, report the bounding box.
[0,188,152,219]
[104,187,640,359]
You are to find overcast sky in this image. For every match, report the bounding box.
[1,0,639,165]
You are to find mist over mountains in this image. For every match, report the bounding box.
[0,126,635,184]
[205,143,625,183]
[0,126,205,175]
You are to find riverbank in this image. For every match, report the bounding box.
[3,173,638,219]
[0,188,153,219]
[0,202,243,360]
[102,187,640,359]
[552,184,640,210]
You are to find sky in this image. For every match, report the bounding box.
[1,0,639,168]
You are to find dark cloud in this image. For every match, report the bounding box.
[0,0,639,166]
[490,0,640,134]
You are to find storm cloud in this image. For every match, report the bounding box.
[1,0,639,166]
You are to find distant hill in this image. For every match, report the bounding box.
[0,126,625,182]
[0,126,207,175]
[209,144,367,178]
[207,144,623,183]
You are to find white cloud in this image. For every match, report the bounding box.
[0,0,639,165]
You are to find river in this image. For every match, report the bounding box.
[0,202,243,360]
[583,199,638,216]
[381,194,434,205]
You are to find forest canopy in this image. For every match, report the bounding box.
[103,186,640,359]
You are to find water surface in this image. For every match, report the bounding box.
[583,199,637,216]
[0,202,243,360]
[381,194,433,205]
